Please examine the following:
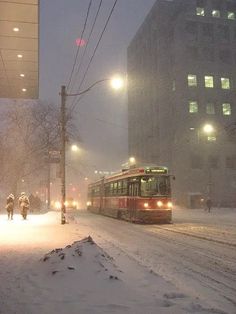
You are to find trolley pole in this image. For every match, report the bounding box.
[60,85,66,224]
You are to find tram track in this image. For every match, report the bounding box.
[80,213,236,312]
[147,224,236,248]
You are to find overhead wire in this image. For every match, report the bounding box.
[68,0,103,95]
[66,0,93,91]
[69,0,119,114]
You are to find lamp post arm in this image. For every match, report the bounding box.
[66,78,109,97]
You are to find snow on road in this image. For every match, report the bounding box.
[0,208,235,314]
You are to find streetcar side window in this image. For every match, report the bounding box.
[113,182,118,195]
[105,183,110,196]
[110,183,114,195]
[122,179,128,195]
[117,180,122,195]
[140,176,171,196]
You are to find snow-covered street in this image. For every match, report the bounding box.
[0,208,235,314]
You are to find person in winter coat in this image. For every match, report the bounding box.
[18,192,30,219]
[6,194,15,220]
[206,198,212,213]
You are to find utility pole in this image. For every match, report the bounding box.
[59,77,122,225]
[47,153,51,210]
[61,85,66,224]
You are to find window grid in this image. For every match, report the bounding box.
[221,77,230,89]
[188,74,197,87]
[227,12,235,20]
[222,103,231,115]
[189,101,198,113]
[212,10,220,18]
[205,75,214,88]
[196,7,205,16]
[206,103,215,114]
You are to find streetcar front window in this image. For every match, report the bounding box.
[140,176,170,197]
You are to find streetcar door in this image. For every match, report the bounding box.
[128,179,139,218]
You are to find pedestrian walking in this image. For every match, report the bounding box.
[18,192,30,220]
[206,198,212,213]
[6,194,15,220]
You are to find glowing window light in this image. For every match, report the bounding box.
[17,54,23,58]
[13,27,19,32]
[212,10,220,18]
[188,74,197,87]
[228,12,235,20]
[221,77,230,89]
[205,75,214,88]
[196,7,205,16]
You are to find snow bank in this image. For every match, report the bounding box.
[39,236,120,280]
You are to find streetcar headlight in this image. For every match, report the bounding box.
[87,201,91,206]
[157,201,163,207]
[144,202,149,208]
[167,201,173,208]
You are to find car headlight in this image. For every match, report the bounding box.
[167,201,173,208]
[144,202,149,208]
[157,201,163,207]
[87,201,91,206]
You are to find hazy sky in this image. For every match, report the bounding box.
[39,0,156,173]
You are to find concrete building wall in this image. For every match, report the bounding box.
[127,0,236,207]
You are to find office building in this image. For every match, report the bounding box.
[127,0,236,207]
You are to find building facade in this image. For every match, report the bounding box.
[127,0,236,207]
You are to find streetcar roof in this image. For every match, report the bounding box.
[88,165,169,187]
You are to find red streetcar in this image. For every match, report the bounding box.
[87,165,173,224]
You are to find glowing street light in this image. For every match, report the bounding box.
[129,156,136,165]
[110,76,124,90]
[60,75,125,224]
[71,144,79,152]
[203,124,214,134]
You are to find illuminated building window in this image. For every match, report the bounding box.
[189,101,198,113]
[204,75,214,88]
[222,103,231,115]
[228,12,235,20]
[212,10,220,17]
[196,7,205,16]
[188,74,197,87]
[206,103,215,114]
[221,77,230,89]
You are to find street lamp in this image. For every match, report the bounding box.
[60,76,124,224]
[129,156,136,166]
[202,123,215,201]
[71,144,79,152]
[203,124,214,136]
